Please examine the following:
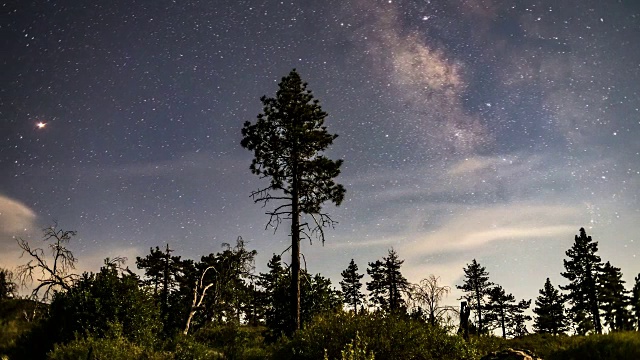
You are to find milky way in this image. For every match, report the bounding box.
[2,0,639,308]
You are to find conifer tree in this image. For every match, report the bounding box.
[533,278,567,335]
[560,227,603,334]
[599,261,633,331]
[632,273,640,330]
[241,69,346,332]
[484,285,531,338]
[366,249,409,312]
[507,303,532,338]
[257,254,290,336]
[340,259,364,314]
[457,259,493,335]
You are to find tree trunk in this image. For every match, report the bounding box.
[501,308,506,338]
[291,166,301,332]
[476,288,482,335]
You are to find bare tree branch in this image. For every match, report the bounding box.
[15,225,79,304]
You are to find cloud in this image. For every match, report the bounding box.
[0,194,38,255]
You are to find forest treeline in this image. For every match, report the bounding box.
[1,225,640,359]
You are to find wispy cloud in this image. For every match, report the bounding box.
[0,194,38,256]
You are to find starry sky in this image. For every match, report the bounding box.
[2,0,640,307]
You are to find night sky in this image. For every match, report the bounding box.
[2,0,640,306]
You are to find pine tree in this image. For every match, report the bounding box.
[599,261,633,331]
[533,278,568,335]
[484,285,531,338]
[136,244,182,328]
[241,69,346,332]
[632,273,640,330]
[457,259,493,335]
[366,249,409,312]
[257,254,290,337]
[340,259,364,314]
[507,302,532,338]
[560,227,603,334]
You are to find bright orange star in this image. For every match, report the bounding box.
[36,122,47,129]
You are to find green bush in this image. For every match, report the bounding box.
[47,322,167,360]
[172,334,223,360]
[0,298,40,356]
[274,311,476,360]
[193,322,268,360]
[547,331,640,360]
[327,333,374,360]
[47,266,162,347]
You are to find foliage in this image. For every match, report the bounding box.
[484,285,531,338]
[533,278,568,334]
[366,249,410,313]
[0,298,39,357]
[274,311,476,360]
[0,268,17,300]
[324,333,375,360]
[547,331,640,360]
[136,244,183,332]
[197,238,257,324]
[560,227,602,334]
[340,259,364,314]
[46,260,162,348]
[257,254,342,339]
[47,322,167,360]
[633,273,640,330]
[193,323,267,360]
[241,69,346,331]
[457,259,493,335]
[598,261,633,331]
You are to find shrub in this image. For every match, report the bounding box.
[193,322,268,360]
[274,311,476,360]
[47,265,162,347]
[47,322,167,360]
[547,331,640,360]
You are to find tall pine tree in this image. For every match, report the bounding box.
[241,69,346,332]
[533,278,567,335]
[366,249,409,313]
[340,259,364,314]
[632,273,640,330]
[560,227,603,334]
[599,261,633,331]
[457,259,493,335]
[484,285,531,338]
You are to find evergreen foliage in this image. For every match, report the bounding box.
[484,285,531,338]
[633,273,640,330]
[47,260,162,347]
[599,261,633,331]
[136,244,183,332]
[533,278,568,335]
[340,259,364,314]
[366,249,410,313]
[241,69,346,332]
[257,254,342,339]
[560,227,603,334]
[457,259,493,335]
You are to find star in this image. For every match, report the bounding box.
[36,122,47,129]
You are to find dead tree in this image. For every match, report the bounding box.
[408,275,456,326]
[184,265,219,335]
[16,225,79,304]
